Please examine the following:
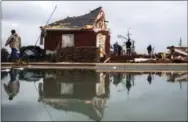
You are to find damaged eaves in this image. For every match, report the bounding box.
[44,6,108,30]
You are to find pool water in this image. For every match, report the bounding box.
[1,69,187,121]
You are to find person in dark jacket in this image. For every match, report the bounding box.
[126,39,132,56]
[147,45,152,56]
[113,42,119,56]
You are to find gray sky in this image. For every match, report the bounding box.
[2,1,187,53]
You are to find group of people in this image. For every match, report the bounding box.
[112,40,154,57]
[112,39,133,56]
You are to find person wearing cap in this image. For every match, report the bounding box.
[5,29,21,62]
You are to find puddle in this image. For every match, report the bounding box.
[1,69,187,121]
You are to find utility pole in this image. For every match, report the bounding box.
[132,40,135,53]
[127,29,132,40]
[179,38,182,47]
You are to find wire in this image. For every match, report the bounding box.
[21,5,58,62]
[45,5,58,26]
[34,5,58,47]
[33,82,53,121]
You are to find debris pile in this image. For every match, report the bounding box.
[1,48,9,62]
[110,55,134,63]
[136,59,172,63]
[57,47,100,62]
[20,46,45,62]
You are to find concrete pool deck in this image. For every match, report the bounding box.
[1,62,188,72]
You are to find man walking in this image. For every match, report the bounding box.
[5,30,21,62]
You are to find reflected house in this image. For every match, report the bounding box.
[166,72,188,90]
[39,69,110,121]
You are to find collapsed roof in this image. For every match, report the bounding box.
[45,7,104,29]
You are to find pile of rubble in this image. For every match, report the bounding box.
[20,46,45,62]
[1,48,9,62]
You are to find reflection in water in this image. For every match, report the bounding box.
[1,69,44,82]
[167,72,188,90]
[167,72,188,82]
[109,72,188,94]
[37,70,110,121]
[3,68,20,101]
[126,73,132,95]
[19,69,44,82]
[147,73,152,85]
[110,73,133,94]
[1,71,9,80]
[1,69,187,121]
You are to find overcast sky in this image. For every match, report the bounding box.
[2,1,187,53]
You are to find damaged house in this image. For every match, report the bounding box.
[41,7,110,62]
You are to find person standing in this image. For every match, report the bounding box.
[113,42,119,56]
[147,45,152,57]
[126,39,132,56]
[5,30,21,62]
